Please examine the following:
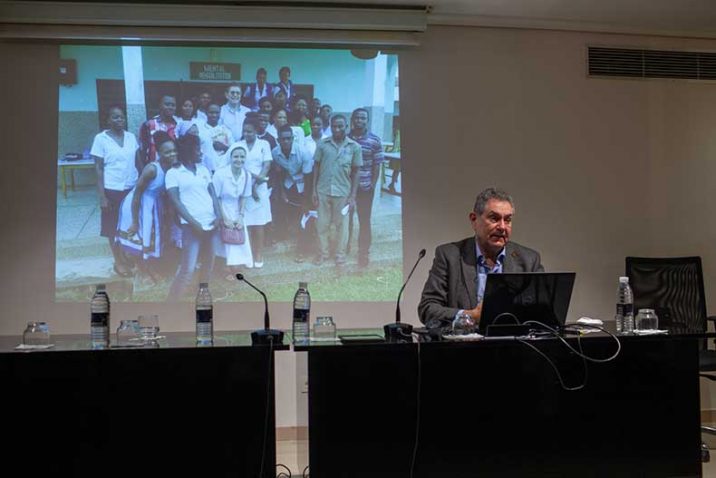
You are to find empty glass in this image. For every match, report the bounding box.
[636,309,659,331]
[116,319,141,346]
[452,312,476,335]
[313,316,337,341]
[23,321,51,346]
[138,315,160,340]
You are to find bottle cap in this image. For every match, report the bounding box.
[199,282,209,288]
[299,281,308,289]
[96,283,106,291]
[619,276,629,283]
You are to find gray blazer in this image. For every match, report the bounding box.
[417,237,544,325]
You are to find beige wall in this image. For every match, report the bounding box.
[402,26,716,324]
[3,24,716,426]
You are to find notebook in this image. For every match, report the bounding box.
[479,272,576,336]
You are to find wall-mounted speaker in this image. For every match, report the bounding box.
[351,49,379,60]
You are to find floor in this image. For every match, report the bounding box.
[705,429,716,477]
[276,439,308,477]
[276,435,716,477]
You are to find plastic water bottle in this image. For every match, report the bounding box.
[616,276,634,334]
[292,282,311,345]
[196,282,213,345]
[90,284,110,349]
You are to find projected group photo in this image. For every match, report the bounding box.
[56,45,402,302]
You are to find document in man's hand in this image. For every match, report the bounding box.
[301,210,318,229]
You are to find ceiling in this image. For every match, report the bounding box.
[310,0,716,37]
[5,0,716,38]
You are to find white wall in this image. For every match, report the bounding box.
[402,25,716,323]
[3,24,716,426]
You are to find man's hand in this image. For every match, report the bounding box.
[465,303,483,321]
[99,194,109,209]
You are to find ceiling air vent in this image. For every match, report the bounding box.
[588,46,716,80]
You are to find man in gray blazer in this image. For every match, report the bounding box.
[418,187,543,327]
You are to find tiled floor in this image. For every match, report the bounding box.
[278,437,716,477]
[276,440,307,477]
[707,459,716,477]
[704,429,716,477]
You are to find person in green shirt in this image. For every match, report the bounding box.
[291,96,312,137]
[311,115,363,267]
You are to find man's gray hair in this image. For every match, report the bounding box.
[473,187,514,215]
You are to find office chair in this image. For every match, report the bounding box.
[626,256,716,461]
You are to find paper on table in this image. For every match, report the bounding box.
[130,335,166,342]
[632,329,669,335]
[15,344,55,351]
[442,333,484,341]
[570,328,601,334]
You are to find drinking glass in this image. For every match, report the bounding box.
[138,315,160,340]
[116,319,141,346]
[313,316,337,340]
[636,309,659,331]
[23,321,51,346]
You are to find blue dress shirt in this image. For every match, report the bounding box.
[475,241,506,304]
[455,242,506,321]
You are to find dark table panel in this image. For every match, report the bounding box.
[307,335,702,478]
[2,331,286,478]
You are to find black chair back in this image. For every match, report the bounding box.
[625,256,707,338]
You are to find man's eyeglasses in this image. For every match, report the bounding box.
[228,91,241,96]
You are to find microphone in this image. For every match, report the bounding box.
[236,273,285,346]
[384,248,426,343]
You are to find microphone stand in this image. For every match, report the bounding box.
[384,249,426,343]
[236,274,285,346]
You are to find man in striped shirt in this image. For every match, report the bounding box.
[348,108,384,268]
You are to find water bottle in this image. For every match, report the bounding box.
[292,282,311,345]
[616,276,634,334]
[196,282,213,345]
[90,284,110,349]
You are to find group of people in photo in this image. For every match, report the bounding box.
[89,66,387,299]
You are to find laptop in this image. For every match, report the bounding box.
[479,272,576,336]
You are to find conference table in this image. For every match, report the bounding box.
[1,331,288,478]
[297,327,709,477]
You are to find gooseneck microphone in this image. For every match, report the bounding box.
[384,248,426,343]
[236,273,285,346]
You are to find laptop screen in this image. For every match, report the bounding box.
[479,272,576,335]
